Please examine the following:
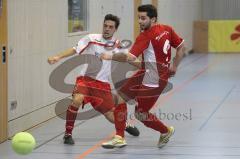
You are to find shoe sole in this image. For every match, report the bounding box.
[102,144,127,149]
[64,142,75,145]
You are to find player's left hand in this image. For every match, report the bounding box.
[169,65,177,77]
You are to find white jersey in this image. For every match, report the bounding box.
[73,34,127,83]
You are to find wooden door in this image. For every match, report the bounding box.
[0,0,8,143]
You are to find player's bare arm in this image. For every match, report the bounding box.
[169,43,185,77]
[48,48,76,65]
[127,57,142,69]
[100,52,140,68]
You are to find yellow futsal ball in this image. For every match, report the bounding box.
[12,132,36,155]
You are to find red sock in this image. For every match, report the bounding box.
[140,112,168,133]
[65,105,79,135]
[114,103,127,138]
[136,96,168,134]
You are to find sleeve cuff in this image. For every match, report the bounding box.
[176,40,184,49]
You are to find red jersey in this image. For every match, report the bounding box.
[130,24,184,87]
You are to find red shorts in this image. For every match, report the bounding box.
[119,70,168,100]
[118,70,145,101]
[72,76,115,114]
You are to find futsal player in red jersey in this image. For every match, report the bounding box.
[101,5,185,148]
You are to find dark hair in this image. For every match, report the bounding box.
[104,14,120,29]
[138,4,158,20]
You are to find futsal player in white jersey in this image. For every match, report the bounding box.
[48,14,139,145]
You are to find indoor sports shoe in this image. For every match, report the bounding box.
[157,126,175,148]
[102,135,127,149]
[125,122,140,136]
[63,134,75,145]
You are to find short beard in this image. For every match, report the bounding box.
[143,22,151,30]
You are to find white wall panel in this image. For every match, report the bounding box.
[202,0,240,20]
[8,0,69,136]
[158,0,202,52]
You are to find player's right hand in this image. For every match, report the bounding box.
[47,56,61,64]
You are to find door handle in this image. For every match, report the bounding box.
[2,46,6,63]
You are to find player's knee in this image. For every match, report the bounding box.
[72,94,84,107]
[104,107,115,115]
